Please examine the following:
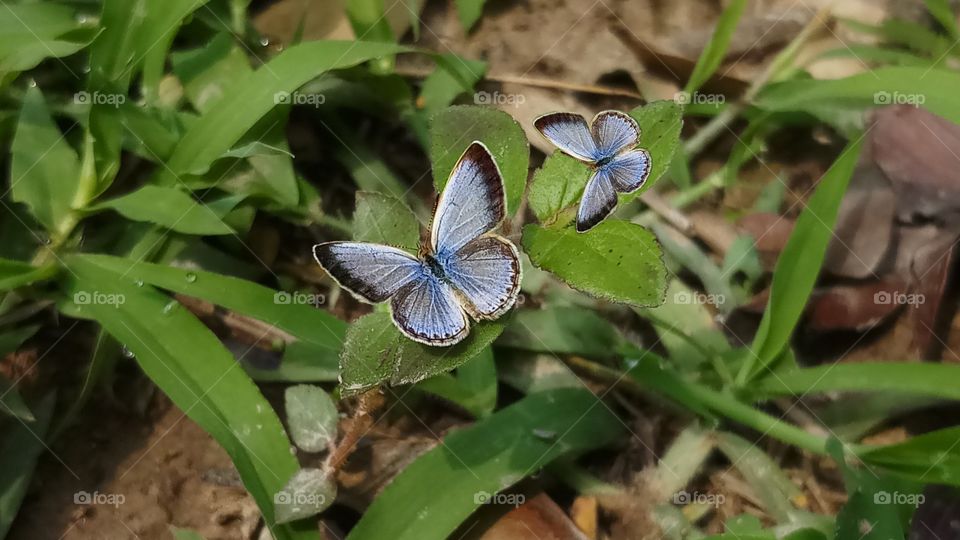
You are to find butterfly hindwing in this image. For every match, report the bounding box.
[443,235,521,320]
[591,110,640,157]
[576,167,618,233]
[534,112,600,162]
[431,142,506,254]
[391,273,469,346]
[606,148,651,193]
[313,242,421,303]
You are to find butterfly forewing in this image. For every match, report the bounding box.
[312,242,422,303]
[431,142,506,255]
[591,110,641,158]
[534,112,600,163]
[391,273,469,346]
[443,235,521,319]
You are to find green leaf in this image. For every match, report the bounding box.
[345,0,395,45]
[429,105,529,216]
[275,467,337,524]
[171,33,252,114]
[162,40,408,181]
[417,347,497,417]
[285,385,338,453]
[339,311,506,395]
[419,54,486,115]
[684,0,747,93]
[755,362,960,402]
[347,388,623,540]
[0,4,97,80]
[858,427,960,487]
[522,220,667,307]
[352,192,421,251]
[454,0,486,31]
[527,152,592,224]
[925,0,960,39]
[756,67,960,125]
[0,258,56,291]
[245,341,339,383]
[0,393,55,538]
[91,185,235,235]
[11,86,80,232]
[66,254,346,382]
[740,138,862,383]
[62,257,315,539]
[497,306,623,358]
[627,101,683,197]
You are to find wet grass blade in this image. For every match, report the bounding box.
[347,388,623,540]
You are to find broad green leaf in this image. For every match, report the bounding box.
[340,311,506,395]
[756,68,960,125]
[11,86,80,232]
[497,306,622,358]
[418,54,486,115]
[858,427,960,486]
[740,138,862,383]
[90,186,234,235]
[171,33,252,114]
[0,4,97,80]
[347,388,623,540]
[275,468,337,524]
[522,220,667,307]
[756,362,960,401]
[429,105,529,216]
[527,152,591,224]
[527,101,682,225]
[163,41,408,180]
[67,254,346,355]
[454,0,486,31]
[684,0,746,93]
[0,393,55,538]
[62,257,315,539]
[417,347,497,417]
[285,385,338,453]
[352,192,420,251]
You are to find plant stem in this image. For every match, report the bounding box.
[565,355,832,457]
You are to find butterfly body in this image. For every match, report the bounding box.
[535,110,651,232]
[313,142,521,347]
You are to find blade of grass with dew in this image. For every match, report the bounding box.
[161,41,409,182]
[62,257,317,540]
[737,138,862,384]
[684,0,747,93]
[347,387,623,540]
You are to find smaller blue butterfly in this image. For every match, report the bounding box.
[313,142,521,347]
[535,110,651,232]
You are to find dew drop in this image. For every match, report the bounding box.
[134,279,144,287]
[532,428,556,441]
[121,346,135,359]
[259,37,270,47]
[162,300,177,314]
[185,272,197,283]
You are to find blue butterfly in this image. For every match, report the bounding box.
[313,142,521,347]
[535,110,651,232]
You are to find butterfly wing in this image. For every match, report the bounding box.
[431,141,506,255]
[443,235,521,320]
[576,167,618,233]
[591,110,641,157]
[534,112,601,162]
[391,273,469,346]
[605,149,652,193]
[313,242,422,303]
